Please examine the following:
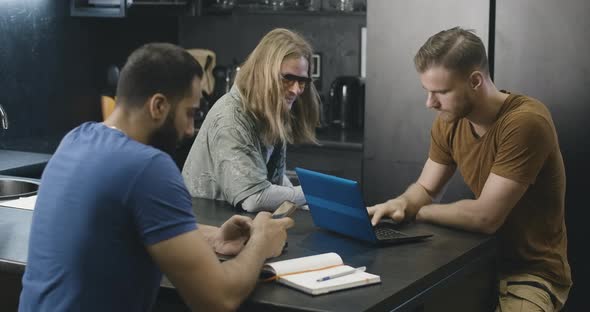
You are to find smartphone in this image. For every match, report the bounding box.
[272,200,297,219]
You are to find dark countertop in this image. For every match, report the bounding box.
[189,198,496,311]
[0,127,363,153]
[314,126,363,150]
[0,207,29,274]
[0,150,52,177]
[0,197,496,311]
[0,135,62,154]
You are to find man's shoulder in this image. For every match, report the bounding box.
[502,94,552,119]
[498,95,554,133]
[206,92,256,131]
[493,95,557,148]
[57,122,170,171]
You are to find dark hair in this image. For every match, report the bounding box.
[414,27,489,76]
[116,43,203,108]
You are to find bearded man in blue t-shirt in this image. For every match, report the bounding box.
[19,43,293,312]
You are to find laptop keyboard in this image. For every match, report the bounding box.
[375,226,408,240]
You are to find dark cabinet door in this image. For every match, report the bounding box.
[70,0,196,18]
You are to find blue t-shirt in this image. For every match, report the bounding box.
[19,122,197,311]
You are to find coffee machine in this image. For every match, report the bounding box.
[328,76,365,129]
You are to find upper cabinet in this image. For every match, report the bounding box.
[70,0,197,18]
[202,0,366,16]
[70,0,366,18]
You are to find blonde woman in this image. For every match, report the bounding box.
[182,28,320,212]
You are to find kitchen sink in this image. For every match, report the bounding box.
[0,176,40,200]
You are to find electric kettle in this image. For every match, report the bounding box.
[328,76,364,129]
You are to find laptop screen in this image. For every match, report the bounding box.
[295,168,378,243]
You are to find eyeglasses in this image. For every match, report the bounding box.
[281,74,312,90]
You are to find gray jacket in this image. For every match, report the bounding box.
[182,86,286,206]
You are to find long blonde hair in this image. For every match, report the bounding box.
[235,28,320,146]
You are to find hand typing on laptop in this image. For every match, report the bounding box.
[367,183,432,226]
[367,199,408,226]
[296,168,432,245]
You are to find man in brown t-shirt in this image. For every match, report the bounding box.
[368,27,571,311]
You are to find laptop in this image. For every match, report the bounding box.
[295,167,433,245]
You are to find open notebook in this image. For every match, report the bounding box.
[262,252,380,296]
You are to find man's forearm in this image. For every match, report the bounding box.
[167,227,269,312]
[216,235,270,308]
[399,183,434,216]
[196,224,271,310]
[416,199,496,234]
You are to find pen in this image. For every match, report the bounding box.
[316,266,366,282]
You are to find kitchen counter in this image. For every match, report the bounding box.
[0,198,498,311]
[287,127,364,183]
[0,207,29,274]
[0,135,62,154]
[313,126,363,150]
[0,134,60,178]
[0,150,52,178]
[186,198,497,311]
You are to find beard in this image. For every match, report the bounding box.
[285,96,296,110]
[439,93,474,123]
[149,113,179,157]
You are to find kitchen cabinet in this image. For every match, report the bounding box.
[70,0,197,18]
[71,0,126,17]
[287,144,362,185]
[201,0,366,16]
[286,127,363,186]
[173,127,363,184]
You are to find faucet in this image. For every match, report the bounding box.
[0,104,8,130]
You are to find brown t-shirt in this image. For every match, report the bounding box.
[429,93,572,288]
